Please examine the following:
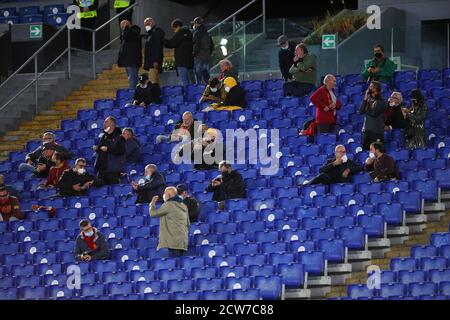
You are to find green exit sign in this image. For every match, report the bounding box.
[322,34,336,49]
[29,24,42,39]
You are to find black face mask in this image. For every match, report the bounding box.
[375,52,383,59]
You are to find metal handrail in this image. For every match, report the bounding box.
[0,24,68,90]
[208,0,259,33]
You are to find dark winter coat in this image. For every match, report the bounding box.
[118,25,142,68]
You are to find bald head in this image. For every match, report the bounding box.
[144,17,155,28]
[164,187,178,201]
[120,20,131,30]
[182,112,193,127]
[324,74,336,89]
[334,145,346,159]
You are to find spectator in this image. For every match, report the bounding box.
[40,152,70,189]
[404,89,428,149]
[202,77,246,111]
[0,186,24,222]
[206,161,246,210]
[143,17,165,84]
[74,219,110,262]
[277,35,296,81]
[199,77,226,103]
[177,184,200,223]
[165,19,194,86]
[132,164,166,204]
[385,92,408,130]
[364,141,400,182]
[19,132,72,173]
[308,145,363,185]
[218,59,238,82]
[192,16,214,84]
[310,74,342,133]
[283,43,317,97]
[118,20,142,89]
[359,81,387,150]
[122,128,141,164]
[126,73,162,107]
[58,158,101,197]
[72,0,98,51]
[114,0,135,24]
[156,112,196,144]
[93,116,126,185]
[362,44,396,86]
[149,186,189,257]
[34,143,57,178]
[0,174,21,199]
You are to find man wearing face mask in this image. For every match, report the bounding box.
[308,145,363,185]
[206,161,246,210]
[359,81,387,150]
[93,116,126,185]
[126,73,162,107]
[132,164,166,204]
[143,17,165,84]
[118,19,142,89]
[364,141,400,182]
[0,186,24,222]
[199,77,226,103]
[149,187,189,257]
[58,158,100,197]
[74,219,110,262]
[203,77,245,111]
[277,35,296,82]
[362,44,396,86]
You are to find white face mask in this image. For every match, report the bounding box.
[341,155,348,163]
[84,230,93,237]
[145,26,152,32]
[104,126,111,134]
[163,194,168,202]
[369,152,376,159]
[77,168,86,175]
[210,87,218,93]
[224,86,231,93]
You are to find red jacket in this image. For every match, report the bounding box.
[310,85,341,124]
[45,162,70,187]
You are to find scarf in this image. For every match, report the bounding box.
[81,228,97,251]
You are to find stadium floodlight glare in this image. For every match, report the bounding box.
[220,38,228,46]
[220,38,228,56]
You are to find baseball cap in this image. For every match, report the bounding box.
[138,73,149,84]
[277,35,288,46]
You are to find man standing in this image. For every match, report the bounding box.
[277,35,296,82]
[149,187,189,257]
[0,186,24,222]
[362,44,396,86]
[310,74,342,133]
[132,164,165,204]
[192,17,214,84]
[114,0,135,24]
[283,43,317,97]
[143,17,165,85]
[74,220,110,262]
[73,0,98,51]
[118,20,142,89]
[308,145,363,185]
[359,81,387,150]
[165,19,194,86]
[93,116,126,185]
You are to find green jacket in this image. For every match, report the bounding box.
[362,57,396,84]
[289,54,317,86]
[150,197,190,251]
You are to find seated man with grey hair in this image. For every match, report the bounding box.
[307,145,363,185]
[132,164,166,204]
[19,132,73,173]
[149,186,189,257]
[156,111,197,144]
[219,59,238,82]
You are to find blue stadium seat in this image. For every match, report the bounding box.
[391,258,417,272]
[348,284,374,299]
[420,257,447,272]
[398,270,426,285]
[411,245,438,259]
[339,226,366,250]
[380,283,406,298]
[255,276,282,300]
[298,251,324,275]
[409,282,437,297]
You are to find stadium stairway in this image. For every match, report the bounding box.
[0,64,129,161]
[324,202,450,299]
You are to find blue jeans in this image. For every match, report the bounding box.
[177,67,192,87]
[126,67,139,89]
[194,61,210,84]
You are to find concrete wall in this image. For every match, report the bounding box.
[358,0,450,25]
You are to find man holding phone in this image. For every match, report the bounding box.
[74,219,110,262]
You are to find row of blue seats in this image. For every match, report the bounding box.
[0,13,69,26]
[347,282,450,299]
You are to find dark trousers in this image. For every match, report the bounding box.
[74,18,96,51]
[97,170,121,185]
[309,173,335,185]
[316,123,336,133]
[283,81,315,97]
[169,249,185,257]
[362,131,385,151]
